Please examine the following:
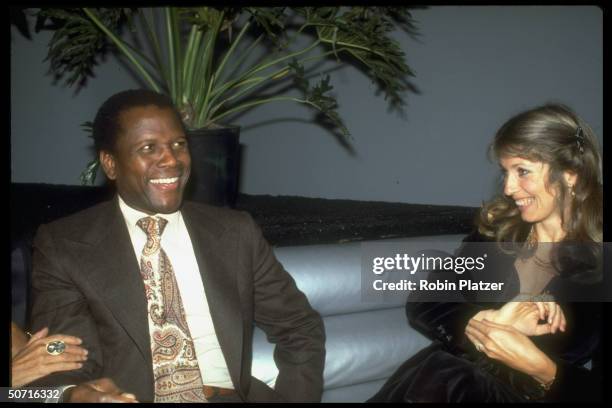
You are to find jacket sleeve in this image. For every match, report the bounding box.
[545,349,602,402]
[544,301,603,402]
[407,301,483,353]
[244,214,326,402]
[26,224,103,387]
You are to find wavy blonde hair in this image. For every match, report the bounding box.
[477,104,602,244]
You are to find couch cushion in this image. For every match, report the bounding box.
[252,307,431,391]
[273,234,466,317]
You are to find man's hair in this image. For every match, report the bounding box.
[93,89,182,154]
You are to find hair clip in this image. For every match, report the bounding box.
[575,126,585,154]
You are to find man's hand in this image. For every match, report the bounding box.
[64,378,138,403]
[465,319,557,385]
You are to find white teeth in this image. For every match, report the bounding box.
[515,198,534,206]
[150,177,179,184]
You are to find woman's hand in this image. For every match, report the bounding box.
[532,301,566,334]
[470,301,566,336]
[11,327,88,387]
[465,319,557,385]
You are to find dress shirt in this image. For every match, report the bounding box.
[118,196,233,388]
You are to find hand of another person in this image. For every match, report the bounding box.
[64,378,138,403]
[11,327,88,388]
[11,322,30,358]
[465,319,557,386]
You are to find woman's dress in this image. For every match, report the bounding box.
[368,232,602,402]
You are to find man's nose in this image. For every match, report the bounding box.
[158,145,179,167]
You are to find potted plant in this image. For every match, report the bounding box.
[34,7,418,206]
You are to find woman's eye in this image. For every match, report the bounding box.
[518,168,530,177]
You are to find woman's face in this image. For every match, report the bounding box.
[499,156,562,225]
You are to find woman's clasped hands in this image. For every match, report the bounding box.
[471,301,566,336]
[464,301,564,385]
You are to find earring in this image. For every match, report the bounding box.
[526,226,537,250]
[568,184,576,197]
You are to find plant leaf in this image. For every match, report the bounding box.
[244,7,288,49]
[36,8,134,88]
[289,60,348,136]
[80,158,99,185]
[298,7,416,111]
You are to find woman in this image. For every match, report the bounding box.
[369,104,603,402]
[11,322,88,387]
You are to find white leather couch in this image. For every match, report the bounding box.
[252,234,466,402]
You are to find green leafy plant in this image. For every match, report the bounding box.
[34,7,419,184]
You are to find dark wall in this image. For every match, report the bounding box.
[11,6,603,206]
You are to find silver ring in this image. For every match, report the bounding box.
[476,343,484,352]
[46,340,66,356]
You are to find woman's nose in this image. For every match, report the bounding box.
[503,174,518,196]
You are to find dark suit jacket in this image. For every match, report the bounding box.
[29,198,326,402]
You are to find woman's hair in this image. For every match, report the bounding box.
[477,103,603,244]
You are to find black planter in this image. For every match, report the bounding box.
[185,126,240,208]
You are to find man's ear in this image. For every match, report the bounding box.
[99,150,117,180]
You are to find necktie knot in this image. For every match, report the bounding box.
[137,217,168,256]
[137,216,168,239]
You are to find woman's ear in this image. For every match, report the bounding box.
[563,170,578,189]
[99,150,117,180]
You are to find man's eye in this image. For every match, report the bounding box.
[518,168,530,177]
[140,145,154,153]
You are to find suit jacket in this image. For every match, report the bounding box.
[29,198,326,402]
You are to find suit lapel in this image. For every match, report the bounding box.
[182,204,245,393]
[75,201,153,374]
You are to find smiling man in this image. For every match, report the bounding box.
[28,89,325,403]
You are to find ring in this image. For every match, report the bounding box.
[476,343,484,352]
[46,340,66,356]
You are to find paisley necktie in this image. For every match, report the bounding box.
[137,216,207,402]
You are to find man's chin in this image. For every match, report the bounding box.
[149,196,184,214]
[154,202,183,214]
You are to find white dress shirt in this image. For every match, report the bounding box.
[118,196,233,388]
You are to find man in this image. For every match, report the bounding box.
[28,89,325,402]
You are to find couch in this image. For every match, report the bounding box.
[252,235,465,402]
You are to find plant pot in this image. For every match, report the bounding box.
[185,126,240,208]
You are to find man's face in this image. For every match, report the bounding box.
[100,105,191,214]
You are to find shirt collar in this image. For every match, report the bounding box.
[117,195,181,233]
